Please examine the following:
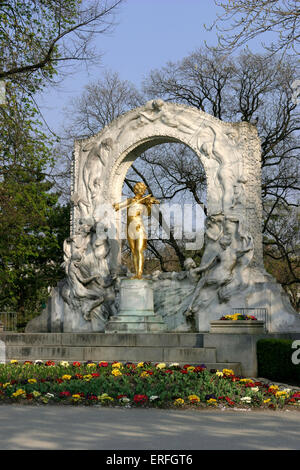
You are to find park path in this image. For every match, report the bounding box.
[0,405,299,450]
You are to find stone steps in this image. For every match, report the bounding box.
[0,333,241,374]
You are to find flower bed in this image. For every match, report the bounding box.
[0,360,299,409]
[220,314,258,320]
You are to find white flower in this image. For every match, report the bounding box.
[241,396,252,403]
[282,388,291,395]
[251,387,259,393]
[45,393,55,398]
[59,361,69,367]
[169,363,180,367]
[150,395,159,401]
[119,397,130,403]
[34,360,43,365]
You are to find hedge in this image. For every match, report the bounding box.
[257,339,300,385]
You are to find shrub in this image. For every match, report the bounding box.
[257,339,300,385]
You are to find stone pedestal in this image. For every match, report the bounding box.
[105,279,167,333]
[210,320,265,334]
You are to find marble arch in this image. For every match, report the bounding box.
[72,99,264,268]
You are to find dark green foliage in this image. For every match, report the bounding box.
[257,339,300,386]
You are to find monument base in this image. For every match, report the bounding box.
[105,278,167,333]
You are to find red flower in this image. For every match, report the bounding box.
[125,363,136,369]
[180,370,188,374]
[183,364,191,369]
[60,391,71,398]
[26,393,33,400]
[225,396,235,406]
[88,395,98,401]
[92,373,100,377]
[72,361,81,367]
[117,394,127,399]
[194,366,206,373]
[164,369,173,374]
[75,373,83,379]
[98,362,108,367]
[56,378,63,384]
[292,392,300,399]
[45,360,55,366]
[133,394,148,404]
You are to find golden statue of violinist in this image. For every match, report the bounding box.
[113,182,159,279]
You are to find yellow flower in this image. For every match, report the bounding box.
[87,362,97,368]
[222,369,234,376]
[187,366,195,372]
[140,371,150,378]
[216,371,224,377]
[98,393,113,401]
[28,379,37,384]
[12,389,26,398]
[174,398,185,406]
[269,385,279,391]
[275,391,289,398]
[263,399,271,404]
[207,398,217,405]
[62,375,72,381]
[72,394,82,401]
[10,360,18,364]
[188,394,200,403]
[239,378,254,384]
[111,362,122,369]
[137,362,144,367]
[112,369,122,376]
[83,374,92,381]
[156,363,166,369]
[32,391,41,398]
[3,382,11,389]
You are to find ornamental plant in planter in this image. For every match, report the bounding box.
[210,313,265,334]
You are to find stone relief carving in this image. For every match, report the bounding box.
[197,125,247,212]
[74,137,114,221]
[185,214,254,318]
[61,222,117,327]
[116,99,198,141]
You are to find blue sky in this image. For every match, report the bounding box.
[37,0,223,133]
[36,0,271,134]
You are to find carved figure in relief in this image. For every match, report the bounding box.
[197,125,247,212]
[185,215,253,317]
[82,137,113,209]
[117,100,196,141]
[61,222,117,323]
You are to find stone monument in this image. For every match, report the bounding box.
[26,99,300,333]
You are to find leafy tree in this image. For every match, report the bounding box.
[0,83,69,327]
[0,0,124,92]
[0,1,124,327]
